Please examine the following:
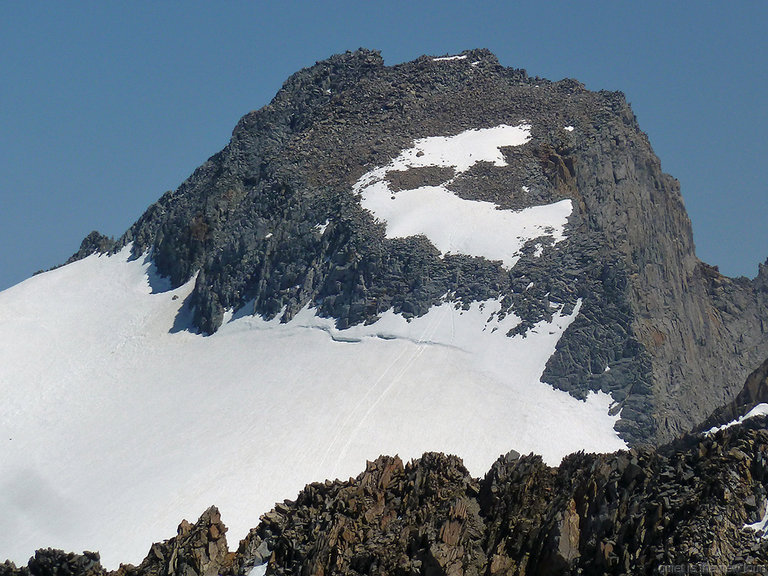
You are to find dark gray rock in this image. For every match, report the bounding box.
[0,550,105,576]
[65,231,116,265]
[694,357,768,434]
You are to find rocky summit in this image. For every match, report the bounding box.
[89,48,765,445]
[3,48,768,573]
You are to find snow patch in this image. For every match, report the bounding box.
[356,124,531,179]
[248,565,268,576]
[356,125,572,269]
[433,55,467,61]
[707,404,768,436]
[746,507,768,538]
[315,220,329,235]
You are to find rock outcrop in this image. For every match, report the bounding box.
[235,421,768,575]
[0,508,232,576]
[65,231,116,266]
[116,507,233,576]
[0,550,105,576]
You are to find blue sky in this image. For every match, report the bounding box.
[1,1,765,291]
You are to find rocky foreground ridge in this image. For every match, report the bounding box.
[6,415,768,576]
[8,357,768,576]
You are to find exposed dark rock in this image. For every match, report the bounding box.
[387,166,456,192]
[0,550,105,576]
[65,231,116,265]
[234,454,487,576]
[116,507,233,576]
[223,418,768,575]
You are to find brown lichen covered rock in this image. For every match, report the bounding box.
[7,420,768,575]
[235,421,768,575]
[116,507,233,576]
[235,453,486,576]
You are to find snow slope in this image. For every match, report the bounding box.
[356,124,572,269]
[0,248,626,567]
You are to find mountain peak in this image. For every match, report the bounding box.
[4,49,768,566]
[73,49,768,447]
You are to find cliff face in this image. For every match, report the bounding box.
[556,102,768,443]
[84,48,766,442]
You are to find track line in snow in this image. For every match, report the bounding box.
[314,333,415,477]
[332,303,451,470]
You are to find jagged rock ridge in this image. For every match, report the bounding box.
[70,48,768,444]
[7,415,768,576]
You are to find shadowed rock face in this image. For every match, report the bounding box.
[7,415,768,576]
[69,48,768,443]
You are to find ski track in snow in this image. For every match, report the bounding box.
[0,248,626,567]
[333,303,447,469]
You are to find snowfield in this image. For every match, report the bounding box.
[0,247,626,567]
[356,124,572,269]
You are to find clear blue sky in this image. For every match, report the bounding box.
[1,1,765,291]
